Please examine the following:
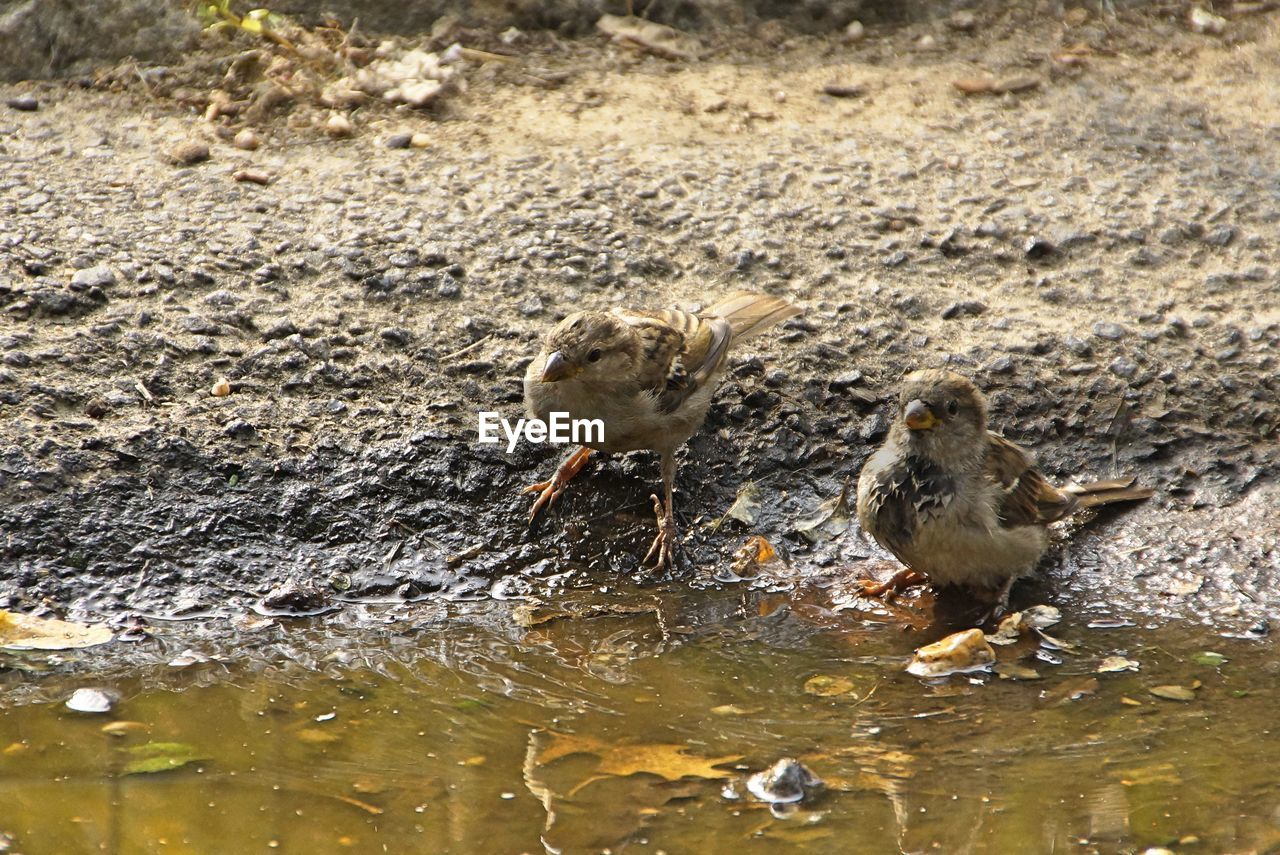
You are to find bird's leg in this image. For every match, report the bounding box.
[523,446,594,527]
[643,453,678,569]
[983,575,1019,622]
[625,0,633,16]
[856,568,928,599]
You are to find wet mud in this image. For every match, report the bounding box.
[1,6,1278,657]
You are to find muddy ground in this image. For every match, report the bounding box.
[1,5,1277,647]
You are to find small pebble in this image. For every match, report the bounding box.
[410,132,431,148]
[6,95,39,111]
[1092,321,1126,340]
[325,114,354,138]
[233,129,260,151]
[843,20,865,43]
[166,141,210,166]
[385,133,412,149]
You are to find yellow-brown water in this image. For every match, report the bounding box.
[3,590,1278,854]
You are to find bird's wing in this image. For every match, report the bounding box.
[613,307,732,414]
[985,432,1077,527]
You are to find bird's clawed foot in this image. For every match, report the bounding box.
[856,569,928,600]
[642,493,679,570]
[523,446,594,528]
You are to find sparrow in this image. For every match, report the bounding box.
[522,292,802,569]
[855,369,1153,604]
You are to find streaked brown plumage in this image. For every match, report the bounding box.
[522,292,801,569]
[855,369,1153,602]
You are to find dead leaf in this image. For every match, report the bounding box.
[534,731,740,793]
[730,535,780,576]
[0,610,112,650]
[722,482,762,526]
[1043,676,1099,705]
[596,14,701,61]
[122,742,209,775]
[1150,685,1196,702]
[994,662,1041,680]
[803,675,857,697]
[1097,657,1139,673]
[1119,762,1182,786]
[794,479,852,543]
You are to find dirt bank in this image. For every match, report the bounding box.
[1,5,1277,637]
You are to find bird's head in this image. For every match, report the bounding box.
[535,311,635,384]
[892,369,989,464]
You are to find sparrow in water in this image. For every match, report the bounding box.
[522,292,801,569]
[855,369,1152,604]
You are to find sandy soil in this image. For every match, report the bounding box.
[0,5,1276,632]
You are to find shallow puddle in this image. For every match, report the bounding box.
[3,587,1279,854]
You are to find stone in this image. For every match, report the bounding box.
[71,265,116,289]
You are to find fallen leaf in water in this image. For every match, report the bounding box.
[534,731,739,793]
[1119,762,1181,786]
[987,605,1061,645]
[803,675,857,697]
[1035,629,1076,651]
[1021,605,1061,629]
[1043,676,1099,705]
[994,662,1041,680]
[1150,685,1196,702]
[795,479,853,543]
[0,610,113,650]
[907,629,995,677]
[1097,657,1139,673]
[1119,696,1142,706]
[1192,651,1228,667]
[710,704,760,716]
[513,599,659,628]
[122,742,209,775]
[4,742,28,756]
[296,728,342,746]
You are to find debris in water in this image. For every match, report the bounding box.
[746,758,823,805]
[1150,685,1197,702]
[0,610,113,650]
[907,629,995,677]
[66,688,115,714]
[1097,656,1139,673]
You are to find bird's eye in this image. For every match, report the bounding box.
[946,399,959,416]
[587,348,603,363]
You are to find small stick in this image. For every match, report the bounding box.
[440,334,492,361]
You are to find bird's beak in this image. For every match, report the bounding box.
[904,399,940,431]
[540,351,575,383]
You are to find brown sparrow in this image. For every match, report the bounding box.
[522,292,801,568]
[855,369,1152,604]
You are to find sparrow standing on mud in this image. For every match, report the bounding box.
[523,292,801,569]
[855,369,1152,604]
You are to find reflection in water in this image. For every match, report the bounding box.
[3,583,1280,854]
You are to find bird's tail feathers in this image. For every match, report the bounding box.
[1065,476,1154,508]
[707,292,801,342]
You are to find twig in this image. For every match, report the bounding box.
[440,334,493,362]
